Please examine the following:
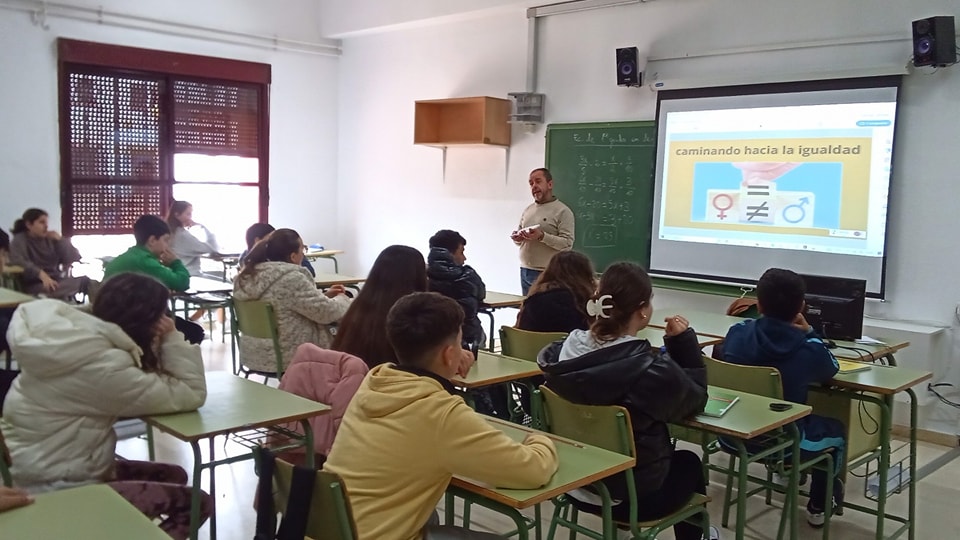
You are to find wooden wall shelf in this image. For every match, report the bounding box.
[414,96,512,147]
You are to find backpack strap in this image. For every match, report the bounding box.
[253,446,278,540]
[275,463,316,540]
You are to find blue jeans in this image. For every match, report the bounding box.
[520,268,542,296]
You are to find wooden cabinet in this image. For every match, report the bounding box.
[414,96,511,147]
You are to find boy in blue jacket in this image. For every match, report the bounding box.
[723,268,845,527]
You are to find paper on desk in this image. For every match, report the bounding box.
[855,335,886,345]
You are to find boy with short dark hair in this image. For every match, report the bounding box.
[723,268,846,527]
[103,215,204,344]
[427,229,486,348]
[104,215,190,291]
[323,292,558,540]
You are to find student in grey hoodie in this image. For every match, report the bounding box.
[538,262,715,540]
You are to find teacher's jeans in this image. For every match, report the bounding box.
[520,268,542,296]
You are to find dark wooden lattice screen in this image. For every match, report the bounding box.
[63,71,164,234]
[173,81,260,158]
[58,39,271,235]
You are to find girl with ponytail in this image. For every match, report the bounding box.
[8,208,90,300]
[537,262,716,540]
[233,229,351,373]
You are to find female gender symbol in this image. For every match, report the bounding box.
[712,193,734,220]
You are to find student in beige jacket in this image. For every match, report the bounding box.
[324,292,559,540]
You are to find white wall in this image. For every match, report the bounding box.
[335,0,960,431]
[0,0,341,251]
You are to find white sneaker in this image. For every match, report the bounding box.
[806,508,825,528]
[704,525,721,540]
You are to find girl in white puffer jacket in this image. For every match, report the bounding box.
[1,272,212,539]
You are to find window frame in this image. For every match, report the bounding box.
[57,38,271,235]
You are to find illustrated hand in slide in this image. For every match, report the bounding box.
[733,162,800,186]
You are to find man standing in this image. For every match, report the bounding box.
[512,168,575,295]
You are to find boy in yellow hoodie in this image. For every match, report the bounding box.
[324,292,559,540]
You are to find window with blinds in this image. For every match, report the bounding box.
[58,39,270,236]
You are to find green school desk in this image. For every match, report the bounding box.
[649,307,746,338]
[446,417,635,540]
[810,363,931,540]
[0,484,169,539]
[0,286,33,309]
[677,386,812,540]
[313,272,365,290]
[452,351,543,389]
[480,291,525,350]
[304,248,344,272]
[143,372,330,540]
[636,326,724,348]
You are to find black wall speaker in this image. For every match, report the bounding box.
[616,47,641,87]
[912,16,956,67]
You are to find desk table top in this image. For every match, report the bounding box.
[453,351,543,389]
[681,386,812,440]
[0,484,169,539]
[483,291,525,309]
[636,326,723,348]
[829,362,932,395]
[449,417,635,508]
[649,307,745,339]
[143,372,330,442]
[314,273,365,288]
[0,287,34,308]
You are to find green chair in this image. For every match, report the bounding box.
[272,458,358,540]
[538,386,712,540]
[232,299,285,383]
[703,356,837,540]
[499,326,566,426]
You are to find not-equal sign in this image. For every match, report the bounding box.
[745,183,770,221]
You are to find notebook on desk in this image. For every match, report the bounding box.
[702,390,740,418]
[837,359,872,374]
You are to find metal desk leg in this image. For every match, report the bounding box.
[788,423,802,540]
[301,419,316,469]
[189,441,204,540]
[209,437,217,539]
[875,396,892,540]
[146,424,156,462]
[480,310,496,351]
[907,388,918,540]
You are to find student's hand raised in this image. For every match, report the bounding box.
[324,284,347,298]
[0,487,33,513]
[663,315,689,337]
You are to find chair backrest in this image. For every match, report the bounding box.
[537,386,635,458]
[272,459,358,540]
[233,299,285,374]
[703,355,784,400]
[499,326,567,362]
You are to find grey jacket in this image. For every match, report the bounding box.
[233,262,351,372]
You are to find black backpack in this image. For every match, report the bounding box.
[253,446,316,540]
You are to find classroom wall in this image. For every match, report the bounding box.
[0,0,341,251]
[335,0,960,431]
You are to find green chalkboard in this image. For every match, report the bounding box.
[546,121,656,273]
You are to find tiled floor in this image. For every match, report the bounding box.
[118,336,960,539]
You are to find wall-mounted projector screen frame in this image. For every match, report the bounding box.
[650,76,901,299]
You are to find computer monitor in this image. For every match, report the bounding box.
[800,273,866,342]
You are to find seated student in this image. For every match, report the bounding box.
[324,292,559,540]
[538,262,716,540]
[0,273,211,539]
[0,229,11,356]
[241,222,315,276]
[233,229,351,373]
[103,215,205,345]
[331,245,427,369]
[8,208,90,300]
[427,229,486,348]
[722,268,846,527]
[166,200,219,277]
[517,250,596,333]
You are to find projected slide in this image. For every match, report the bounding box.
[657,103,893,258]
